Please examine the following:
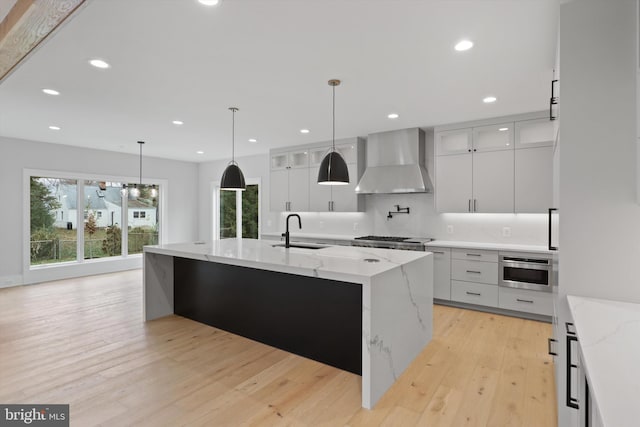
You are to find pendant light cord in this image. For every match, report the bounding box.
[332,84,336,152]
[230,107,238,164]
[138,141,144,186]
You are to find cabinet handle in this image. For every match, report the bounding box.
[548,338,558,356]
[465,291,481,296]
[565,322,576,336]
[331,201,335,211]
[466,270,482,274]
[466,253,482,257]
[548,208,558,251]
[432,251,445,254]
[550,79,558,121]
[516,298,534,303]
[473,199,477,212]
[566,333,579,409]
[468,199,471,212]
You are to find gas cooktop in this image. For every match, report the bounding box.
[351,235,433,251]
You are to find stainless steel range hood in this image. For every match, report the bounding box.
[355,128,433,194]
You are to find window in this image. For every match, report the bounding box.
[216,181,260,239]
[30,177,77,265]
[127,184,159,255]
[28,174,162,267]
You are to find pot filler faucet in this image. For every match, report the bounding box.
[282,214,302,248]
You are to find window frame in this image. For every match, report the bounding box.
[23,169,168,281]
[212,178,261,240]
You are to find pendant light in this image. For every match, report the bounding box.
[317,79,349,185]
[220,107,246,191]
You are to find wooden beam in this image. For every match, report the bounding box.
[0,0,86,83]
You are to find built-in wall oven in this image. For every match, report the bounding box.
[499,252,554,292]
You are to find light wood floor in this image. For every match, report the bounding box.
[0,270,557,426]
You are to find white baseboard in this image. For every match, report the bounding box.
[23,256,143,285]
[0,275,24,289]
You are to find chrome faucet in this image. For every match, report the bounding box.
[283,214,301,248]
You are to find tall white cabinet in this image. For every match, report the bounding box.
[270,138,364,212]
[436,123,514,213]
[435,113,553,213]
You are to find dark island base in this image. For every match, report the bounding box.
[173,257,363,375]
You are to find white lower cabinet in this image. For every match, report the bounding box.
[498,287,553,316]
[451,280,498,307]
[451,259,498,284]
[431,247,451,300]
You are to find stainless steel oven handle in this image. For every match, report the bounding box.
[500,261,551,271]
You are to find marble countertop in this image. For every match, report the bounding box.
[567,295,640,427]
[144,239,427,284]
[426,240,552,254]
[261,232,357,241]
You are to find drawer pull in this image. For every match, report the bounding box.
[466,253,482,257]
[432,251,445,254]
[516,298,534,304]
[466,270,482,274]
[465,291,481,296]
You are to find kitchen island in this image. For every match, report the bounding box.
[143,239,433,409]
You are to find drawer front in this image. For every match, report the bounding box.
[498,287,553,316]
[451,280,498,307]
[430,247,451,300]
[451,259,498,284]
[452,248,499,263]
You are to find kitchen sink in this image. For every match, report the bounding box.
[271,243,328,250]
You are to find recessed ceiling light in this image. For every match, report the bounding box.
[483,96,497,103]
[300,129,310,134]
[387,113,399,119]
[172,120,184,125]
[454,40,474,51]
[42,88,60,96]
[49,126,61,130]
[196,150,204,154]
[198,0,219,5]
[248,138,257,143]
[498,127,509,131]
[89,59,110,69]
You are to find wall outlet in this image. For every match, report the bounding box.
[502,227,511,237]
[353,222,359,232]
[319,221,324,229]
[446,225,454,234]
[267,219,272,227]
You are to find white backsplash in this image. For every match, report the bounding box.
[265,192,547,245]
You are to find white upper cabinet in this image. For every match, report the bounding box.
[472,123,514,152]
[436,153,473,212]
[515,118,555,149]
[435,112,551,213]
[270,137,363,212]
[336,143,358,164]
[435,128,472,155]
[271,153,289,170]
[472,150,515,213]
[289,150,309,168]
[515,146,553,213]
[331,163,359,212]
[269,149,310,212]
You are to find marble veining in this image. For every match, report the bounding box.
[567,295,640,427]
[144,239,433,410]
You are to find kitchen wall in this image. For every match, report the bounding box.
[0,136,198,286]
[198,152,547,245]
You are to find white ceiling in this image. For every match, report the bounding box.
[0,0,559,162]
